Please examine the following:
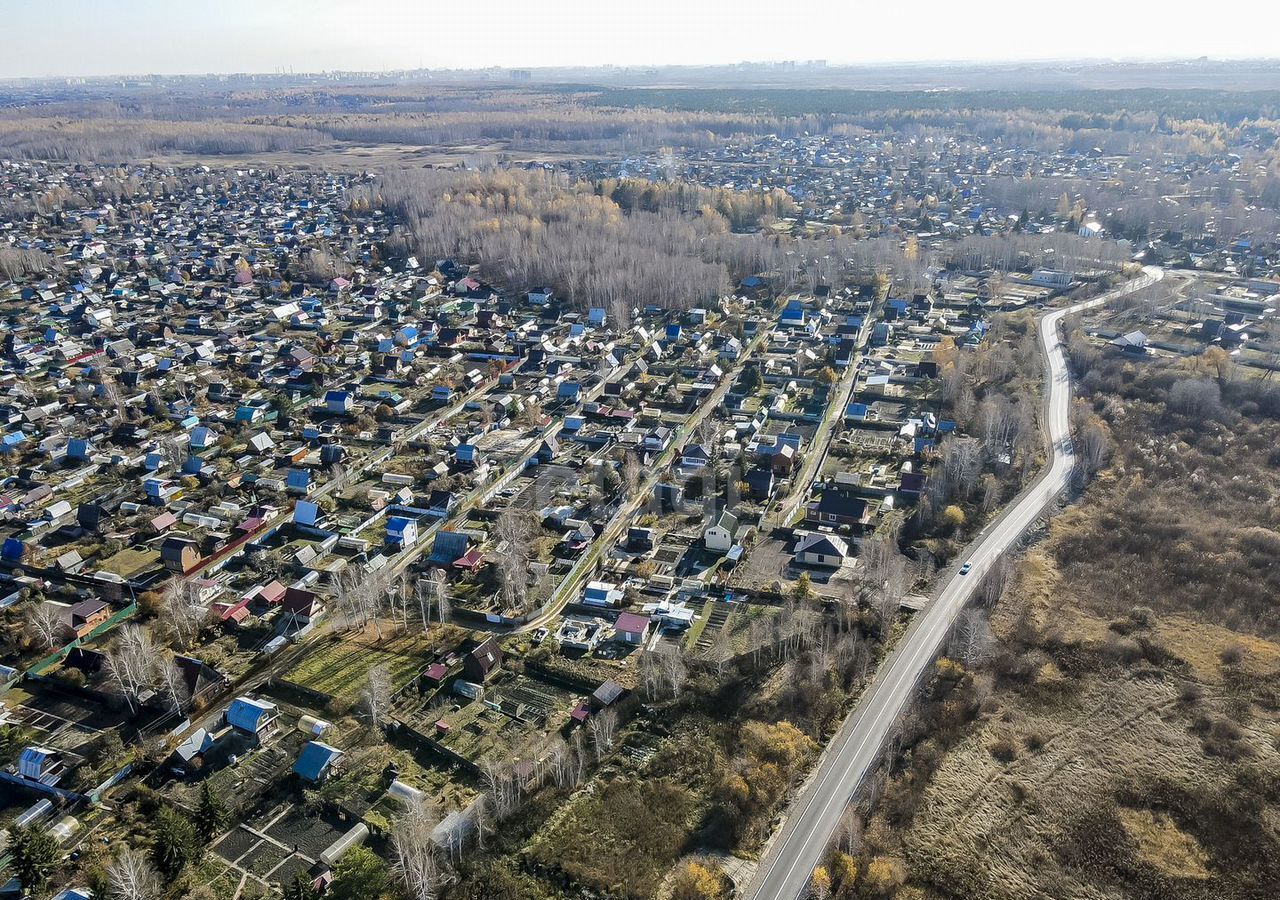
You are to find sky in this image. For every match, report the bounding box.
[6,0,1280,78]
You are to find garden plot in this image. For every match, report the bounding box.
[431,672,577,765]
[281,626,441,701]
[264,806,348,859]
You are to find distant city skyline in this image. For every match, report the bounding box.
[8,0,1280,79]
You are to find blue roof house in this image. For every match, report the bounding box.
[387,517,418,548]
[293,741,344,784]
[325,390,353,415]
[557,381,581,402]
[286,469,312,494]
[226,697,278,739]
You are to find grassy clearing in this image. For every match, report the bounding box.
[283,628,435,699]
[885,346,1280,900]
[525,777,698,899]
[1118,807,1211,881]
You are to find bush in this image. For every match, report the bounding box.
[989,737,1019,762]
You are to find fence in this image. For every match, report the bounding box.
[22,601,139,679]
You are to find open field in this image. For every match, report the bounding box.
[882,342,1280,900]
[281,626,437,700]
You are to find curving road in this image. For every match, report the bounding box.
[744,267,1164,900]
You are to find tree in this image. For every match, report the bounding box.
[589,707,619,761]
[863,856,905,896]
[196,781,229,844]
[811,866,833,900]
[941,504,966,530]
[670,860,727,900]
[790,572,815,604]
[283,873,320,900]
[328,846,390,900]
[1169,378,1221,420]
[493,508,535,611]
[151,806,200,878]
[390,796,443,900]
[106,846,163,900]
[160,576,206,649]
[23,602,64,649]
[8,824,60,896]
[359,663,393,735]
[105,624,162,713]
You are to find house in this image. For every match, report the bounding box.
[680,444,711,469]
[704,508,740,553]
[627,526,655,552]
[613,612,651,645]
[557,381,582,403]
[168,727,215,776]
[293,741,344,784]
[583,580,624,608]
[793,532,851,568]
[225,697,278,740]
[1110,330,1148,355]
[18,747,65,785]
[174,656,224,701]
[69,599,110,639]
[281,587,324,628]
[160,536,199,574]
[324,390,353,415]
[463,636,503,682]
[806,490,871,529]
[744,467,775,500]
[387,516,418,548]
[429,530,471,565]
[592,679,626,707]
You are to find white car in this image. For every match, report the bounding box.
[959,561,973,575]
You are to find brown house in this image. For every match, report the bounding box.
[160,536,200,574]
[69,599,111,639]
[463,636,503,683]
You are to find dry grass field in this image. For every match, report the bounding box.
[874,347,1280,900]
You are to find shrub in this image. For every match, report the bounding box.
[989,737,1019,763]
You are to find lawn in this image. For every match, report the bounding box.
[282,628,436,700]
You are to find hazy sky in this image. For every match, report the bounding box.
[7,0,1280,77]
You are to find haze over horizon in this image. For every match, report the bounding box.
[8,0,1280,79]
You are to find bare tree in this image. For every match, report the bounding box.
[480,759,521,820]
[161,577,206,649]
[950,608,994,667]
[391,796,443,900]
[107,846,163,900]
[105,625,161,713]
[155,654,191,712]
[493,509,534,611]
[23,602,65,649]
[360,663,393,734]
[589,707,619,761]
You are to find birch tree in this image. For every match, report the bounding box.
[107,846,163,900]
[390,796,443,900]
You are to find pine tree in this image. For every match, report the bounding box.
[151,806,201,878]
[196,781,228,843]
[8,824,60,896]
[284,873,319,900]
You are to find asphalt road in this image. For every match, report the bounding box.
[744,267,1164,900]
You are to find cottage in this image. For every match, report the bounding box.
[806,490,871,529]
[69,599,110,639]
[704,508,740,554]
[293,741,344,784]
[160,536,199,574]
[583,580,624,608]
[793,532,851,568]
[225,696,278,740]
[463,636,503,682]
[613,612,651,645]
